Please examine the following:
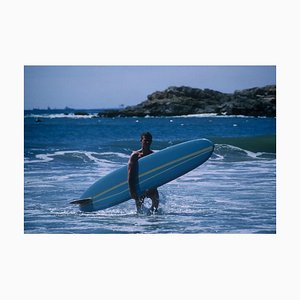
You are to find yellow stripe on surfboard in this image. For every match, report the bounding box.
[81,146,213,207]
[91,146,213,205]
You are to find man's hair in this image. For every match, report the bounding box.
[140,132,152,141]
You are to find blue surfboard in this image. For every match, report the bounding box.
[71,139,214,212]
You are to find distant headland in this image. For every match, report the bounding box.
[99,85,276,118]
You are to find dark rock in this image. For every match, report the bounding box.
[97,109,121,118]
[100,85,276,117]
[74,111,89,116]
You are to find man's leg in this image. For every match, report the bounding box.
[135,198,144,213]
[149,189,159,212]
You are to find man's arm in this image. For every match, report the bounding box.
[128,152,139,200]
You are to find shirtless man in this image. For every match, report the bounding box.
[128,132,159,213]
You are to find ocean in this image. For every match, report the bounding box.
[24,110,276,234]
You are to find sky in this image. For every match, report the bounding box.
[24,66,276,110]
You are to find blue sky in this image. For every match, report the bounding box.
[24,66,276,110]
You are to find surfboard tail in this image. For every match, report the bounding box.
[70,197,92,205]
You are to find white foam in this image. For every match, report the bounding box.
[25,150,129,168]
[211,153,224,160]
[100,152,129,159]
[25,154,54,163]
[215,144,269,160]
[171,113,218,118]
[169,114,267,118]
[25,113,98,119]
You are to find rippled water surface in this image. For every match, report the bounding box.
[24,112,276,233]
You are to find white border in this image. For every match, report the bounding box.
[1,0,299,299]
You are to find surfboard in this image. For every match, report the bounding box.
[71,138,214,212]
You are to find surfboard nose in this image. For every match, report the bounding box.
[207,139,215,152]
[195,138,214,150]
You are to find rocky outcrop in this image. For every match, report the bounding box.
[74,111,90,116]
[223,85,276,117]
[99,85,276,117]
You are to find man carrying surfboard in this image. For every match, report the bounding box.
[128,132,159,213]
